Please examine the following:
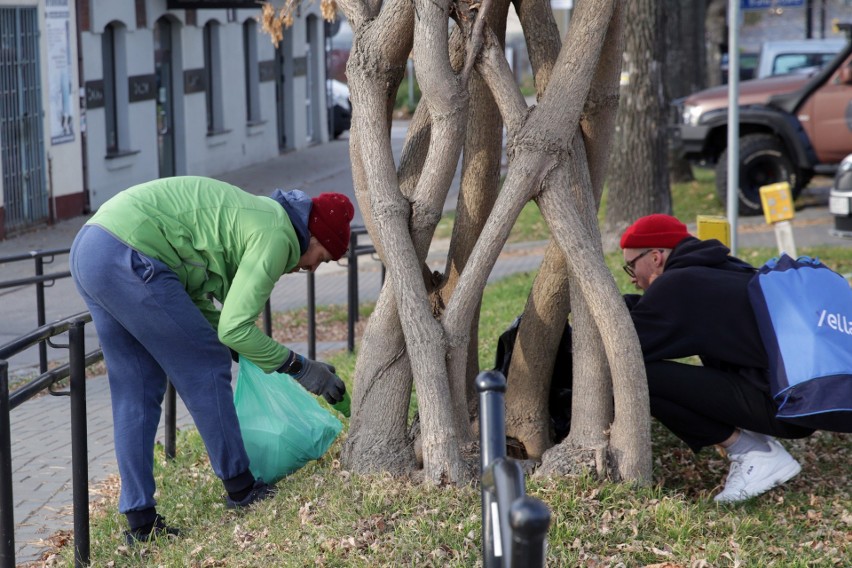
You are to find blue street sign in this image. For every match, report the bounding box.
[741,0,804,9]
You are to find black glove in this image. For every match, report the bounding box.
[278,352,346,404]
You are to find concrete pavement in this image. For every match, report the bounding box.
[1,127,849,563]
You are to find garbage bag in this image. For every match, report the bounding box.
[495,316,573,442]
[234,357,343,484]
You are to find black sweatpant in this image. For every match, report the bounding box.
[646,360,814,453]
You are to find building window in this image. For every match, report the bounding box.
[102,22,129,154]
[243,19,261,123]
[203,20,224,133]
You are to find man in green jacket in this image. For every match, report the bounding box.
[69,176,353,543]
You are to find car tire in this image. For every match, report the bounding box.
[715,133,801,216]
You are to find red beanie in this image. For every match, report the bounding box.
[309,193,354,260]
[620,214,690,250]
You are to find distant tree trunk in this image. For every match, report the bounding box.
[705,0,727,88]
[602,0,670,250]
[666,0,706,184]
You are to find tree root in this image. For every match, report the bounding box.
[534,441,609,478]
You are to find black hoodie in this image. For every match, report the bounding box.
[626,237,770,391]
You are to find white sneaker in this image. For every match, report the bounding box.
[714,439,802,503]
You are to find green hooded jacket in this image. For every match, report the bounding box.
[88,176,300,371]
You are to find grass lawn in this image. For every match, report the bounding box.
[47,171,851,567]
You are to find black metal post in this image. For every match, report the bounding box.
[307,272,316,360]
[347,231,358,352]
[477,370,507,568]
[35,257,47,373]
[164,381,177,460]
[490,459,525,564]
[69,321,90,567]
[0,360,14,568]
[509,496,551,567]
[263,299,273,337]
[477,371,507,469]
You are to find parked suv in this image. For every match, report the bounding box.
[754,38,845,78]
[672,26,852,215]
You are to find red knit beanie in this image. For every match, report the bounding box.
[309,193,354,260]
[620,214,690,250]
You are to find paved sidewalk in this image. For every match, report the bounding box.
[1,136,847,563]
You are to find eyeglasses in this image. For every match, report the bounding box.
[622,249,662,278]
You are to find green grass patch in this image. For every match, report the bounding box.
[434,202,551,244]
[437,165,722,245]
[61,424,850,567]
[56,243,851,567]
[670,166,724,222]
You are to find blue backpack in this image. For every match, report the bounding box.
[748,254,852,432]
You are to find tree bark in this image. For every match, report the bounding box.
[602,0,671,251]
[705,0,727,88]
[666,0,706,184]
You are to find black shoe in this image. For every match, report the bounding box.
[124,514,181,545]
[225,478,277,509]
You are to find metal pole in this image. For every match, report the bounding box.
[477,370,507,568]
[726,0,741,255]
[164,381,176,460]
[35,256,47,373]
[478,370,507,468]
[490,459,525,564]
[307,272,316,360]
[509,496,551,568]
[0,361,14,568]
[69,321,90,567]
[347,232,358,352]
[263,299,272,337]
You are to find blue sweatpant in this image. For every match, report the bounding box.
[70,225,252,516]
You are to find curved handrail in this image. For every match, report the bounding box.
[0,311,90,361]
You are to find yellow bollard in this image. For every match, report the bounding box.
[759,182,797,257]
[696,215,731,248]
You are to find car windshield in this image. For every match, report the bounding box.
[773,52,838,75]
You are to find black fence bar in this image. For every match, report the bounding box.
[8,351,101,409]
[307,272,316,359]
[263,300,273,337]
[68,321,90,567]
[0,361,13,568]
[0,271,72,291]
[483,459,525,563]
[164,382,177,460]
[478,371,507,568]
[345,226,376,353]
[476,370,550,568]
[35,256,47,373]
[347,232,359,353]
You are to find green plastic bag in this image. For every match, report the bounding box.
[234,358,343,484]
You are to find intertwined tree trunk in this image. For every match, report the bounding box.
[312,0,652,484]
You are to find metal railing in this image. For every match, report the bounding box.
[0,313,101,567]
[0,248,72,374]
[477,370,551,567]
